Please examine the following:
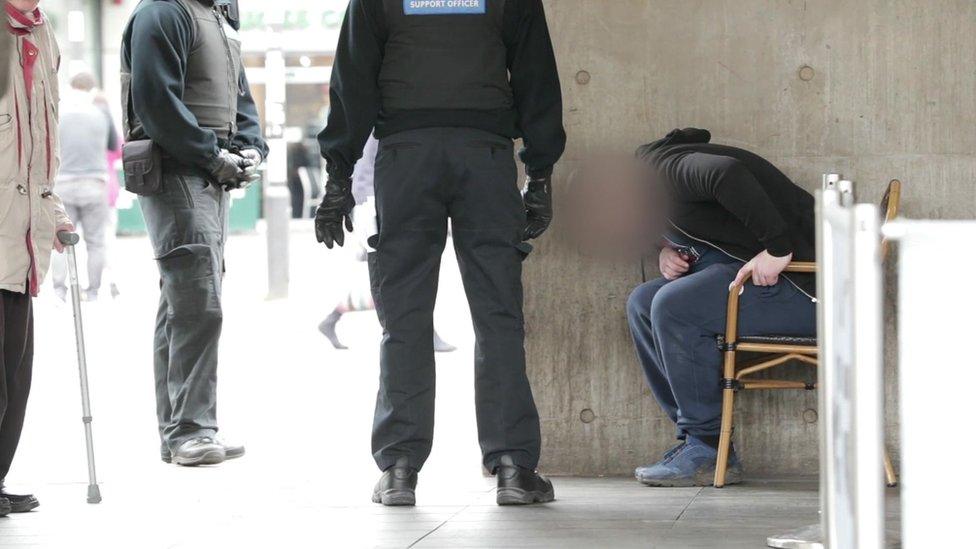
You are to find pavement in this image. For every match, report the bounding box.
[0,223,894,548]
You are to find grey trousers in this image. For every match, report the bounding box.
[140,172,228,450]
[51,179,109,294]
[627,234,816,439]
[369,127,541,473]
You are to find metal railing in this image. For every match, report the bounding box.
[768,177,886,549]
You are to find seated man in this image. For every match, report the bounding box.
[627,128,817,487]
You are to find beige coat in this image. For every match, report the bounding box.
[0,15,69,295]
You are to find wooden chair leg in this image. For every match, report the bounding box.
[714,384,736,488]
[883,447,898,487]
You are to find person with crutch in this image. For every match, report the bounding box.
[121,0,267,466]
[0,0,74,514]
[316,0,565,506]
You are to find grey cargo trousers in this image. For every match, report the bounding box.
[140,172,228,450]
[369,127,541,474]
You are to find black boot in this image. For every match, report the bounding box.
[0,483,38,513]
[372,457,417,506]
[495,455,554,506]
[318,310,348,350]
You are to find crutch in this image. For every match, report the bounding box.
[57,231,102,504]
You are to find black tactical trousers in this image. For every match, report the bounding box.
[370,127,541,473]
[0,290,32,482]
[140,172,228,451]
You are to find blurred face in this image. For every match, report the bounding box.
[7,0,41,12]
[564,153,667,261]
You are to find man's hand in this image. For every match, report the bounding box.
[314,177,355,249]
[522,175,553,240]
[237,149,263,187]
[733,250,793,288]
[208,150,246,187]
[53,223,75,254]
[659,247,691,280]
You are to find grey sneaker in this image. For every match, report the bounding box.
[633,441,687,479]
[636,437,742,487]
[162,439,244,463]
[220,441,245,461]
[172,437,226,466]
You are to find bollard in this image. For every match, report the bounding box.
[263,36,289,299]
[265,183,290,299]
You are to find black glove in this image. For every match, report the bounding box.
[208,150,246,188]
[220,148,262,190]
[238,149,264,185]
[522,175,553,240]
[315,177,355,249]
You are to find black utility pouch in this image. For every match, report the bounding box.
[122,140,163,196]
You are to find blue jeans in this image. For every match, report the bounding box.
[627,235,816,439]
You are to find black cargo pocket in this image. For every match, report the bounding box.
[157,244,220,319]
[123,140,163,196]
[367,250,385,327]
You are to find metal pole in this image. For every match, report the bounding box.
[769,181,859,549]
[851,205,884,549]
[60,232,102,504]
[263,19,290,300]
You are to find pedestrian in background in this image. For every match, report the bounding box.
[318,135,456,353]
[51,72,119,302]
[1,0,73,516]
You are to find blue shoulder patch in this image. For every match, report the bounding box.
[403,0,486,15]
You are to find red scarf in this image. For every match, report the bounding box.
[6,3,43,36]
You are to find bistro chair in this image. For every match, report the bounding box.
[713,179,902,488]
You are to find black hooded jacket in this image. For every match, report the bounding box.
[638,128,816,298]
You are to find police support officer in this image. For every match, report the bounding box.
[316,0,566,506]
[121,0,267,466]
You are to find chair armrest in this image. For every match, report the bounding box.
[730,261,817,291]
[784,261,817,273]
[722,260,817,346]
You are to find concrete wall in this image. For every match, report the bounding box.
[530,0,976,476]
